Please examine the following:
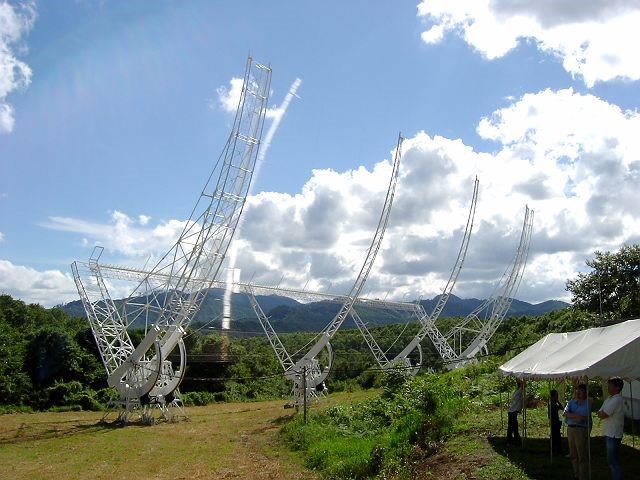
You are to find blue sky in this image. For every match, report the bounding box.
[1,0,640,306]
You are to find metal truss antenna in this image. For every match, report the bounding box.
[71,57,271,421]
[350,177,479,372]
[244,134,404,406]
[447,206,534,367]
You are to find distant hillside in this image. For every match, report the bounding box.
[60,288,301,330]
[418,295,569,319]
[60,290,569,333]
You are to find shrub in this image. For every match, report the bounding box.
[281,370,470,478]
[182,391,217,406]
[0,404,33,414]
[41,381,103,411]
[381,366,411,399]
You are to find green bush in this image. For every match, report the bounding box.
[281,369,471,478]
[0,404,34,414]
[327,378,361,393]
[381,366,410,399]
[95,387,117,406]
[41,381,103,411]
[182,391,218,406]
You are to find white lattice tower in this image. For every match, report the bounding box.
[124,57,271,336]
[71,247,135,377]
[71,57,271,417]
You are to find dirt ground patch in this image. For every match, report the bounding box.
[411,447,490,479]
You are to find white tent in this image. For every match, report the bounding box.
[499,319,640,380]
[498,319,640,478]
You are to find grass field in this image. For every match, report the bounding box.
[1,391,639,479]
[0,399,320,480]
[416,404,640,480]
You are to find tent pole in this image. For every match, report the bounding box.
[523,379,527,448]
[500,389,503,432]
[587,378,591,480]
[631,381,635,448]
[549,380,552,463]
[564,379,567,437]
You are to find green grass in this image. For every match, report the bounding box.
[3,386,638,480]
[278,364,640,480]
[420,403,640,480]
[280,373,469,479]
[0,398,324,480]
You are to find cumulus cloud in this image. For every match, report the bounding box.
[235,88,640,304]
[416,0,640,86]
[0,259,77,306]
[0,0,35,133]
[38,89,640,305]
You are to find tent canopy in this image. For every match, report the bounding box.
[499,319,640,381]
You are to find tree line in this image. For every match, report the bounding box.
[0,245,637,411]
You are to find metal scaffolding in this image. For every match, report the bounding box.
[71,57,271,422]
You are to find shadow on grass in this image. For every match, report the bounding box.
[0,418,146,445]
[487,435,640,480]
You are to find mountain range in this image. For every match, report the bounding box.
[60,289,569,334]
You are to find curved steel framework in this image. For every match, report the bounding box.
[71,57,271,421]
[82,192,533,399]
[341,194,533,374]
[244,134,404,406]
[445,206,534,368]
[351,177,479,372]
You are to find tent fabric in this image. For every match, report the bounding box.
[499,319,640,381]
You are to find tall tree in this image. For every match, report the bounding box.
[566,245,640,321]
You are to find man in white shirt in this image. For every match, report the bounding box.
[506,378,524,446]
[597,377,625,480]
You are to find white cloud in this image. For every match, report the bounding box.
[234,88,640,304]
[0,0,35,133]
[0,230,4,242]
[0,259,77,306]
[0,103,15,131]
[216,76,293,120]
[216,77,244,113]
[41,210,187,261]
[416,0,640,86]
[37,89,640,305]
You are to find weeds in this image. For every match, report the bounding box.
[280,368,473,478]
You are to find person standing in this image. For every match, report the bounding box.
[548,389,564,455]
[564,384,591,480]
[597,377,625,480]
[507,378,524,446]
